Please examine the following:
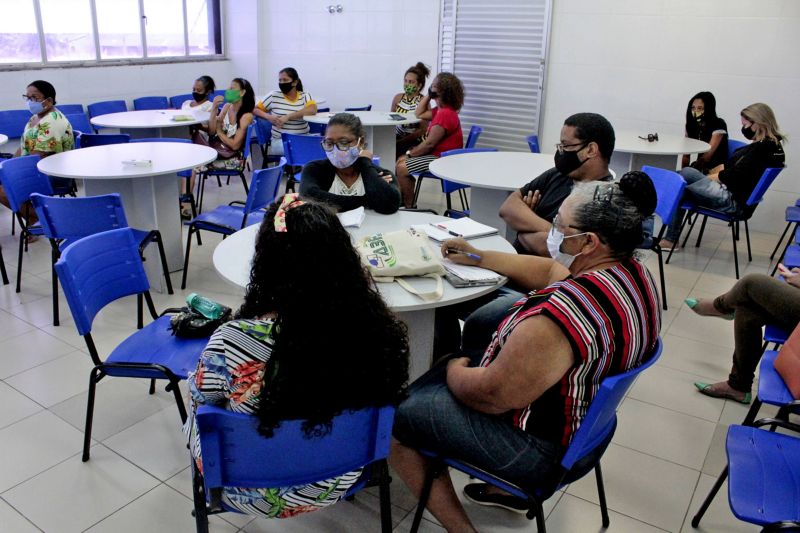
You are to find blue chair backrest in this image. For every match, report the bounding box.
[317,107,331,113]
[242,159,286,223]
[641,166,687,224]
[58,104,84,115]
[170,93,193,109]
[727,139,747,160]
[65,113,94,136]
[465,125,483,149]
[253,117,272,146]
[0,155,53,212]
[526,134,541,154]
[31,192,129,242]
[560,338,662,470]
[241,123,255,160]
[282,132,325,167]
[0,110,32,139]
[87,100,127,118]
[54,228,150,336]
[133,96,169,111]
[344,105,372,111]
[78,133,130,148]
[745,167,783,207]
[196,404,395,490]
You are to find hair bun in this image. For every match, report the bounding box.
[619,171,657,218]
[415,62,431,76]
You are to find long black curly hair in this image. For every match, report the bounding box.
[237,198,410,437]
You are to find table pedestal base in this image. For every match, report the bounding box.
[366,126,396,170]
[611,152,681,176]
[83,175,183,292]
[468,187,515,241]
[398,308,436,381]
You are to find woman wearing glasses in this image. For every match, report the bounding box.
[660,102,785,251]
[298,113,401,214]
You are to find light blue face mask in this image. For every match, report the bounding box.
[326,142,361,169]
[28,100,45,115]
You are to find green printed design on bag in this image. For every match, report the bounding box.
[364,234,397,269]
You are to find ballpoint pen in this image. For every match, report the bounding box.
[430,223,462,237]
[446,248,481,261]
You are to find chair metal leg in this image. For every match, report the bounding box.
[181,225,195,290]
[744,220,752,262]
[166,379,188,423]
[0,247,8,285]
[239,172,249,195]
[680,213,698,249]
[83,367,102,462]
[412,177,424,208]
[741,398,763,426]
[409,459,442,533]
[771,221,793,260]
[148,379,156,394]
[731,224,740,279]
[533,501,547,533]
[51,248,59,327]
[656,247,668,310]
[151,233,174,295]
[378,460,393,533]
[16,229,24,293]
[691,465,728,528]
[666,212,691,265]
[192,465,210,533]
[694,215,709,247]
[594,464,611,528]
[137,294,144,330]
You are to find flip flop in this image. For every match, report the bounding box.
[694,382,751,404]
[684,298,734,320]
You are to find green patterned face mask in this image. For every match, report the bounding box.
[404,84,417,96]
[224,89,242,103]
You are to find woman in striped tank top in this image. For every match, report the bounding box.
[391,62,430,157]
[391,172,662,532]
[186,196,409,519]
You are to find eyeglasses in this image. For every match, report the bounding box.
[552,214,586,234]
[321,138,358,152]
[22,94,48,103]
[555,141,587,154]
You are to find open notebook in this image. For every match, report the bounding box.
[442,258,504,287]
[412,218,499,242]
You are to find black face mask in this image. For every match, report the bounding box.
[741,125,756,140]
[428,89,439,99]
[278,82,294,94]
[191,91,206,102]
[554,144,588,176]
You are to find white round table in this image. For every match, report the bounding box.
[307,111,419,170]
[90,109,206,139]
[0,134,8,146]
[611,130,710,176]
[213,210,515,379]
[37,143,217,291]
[429,152,556,240]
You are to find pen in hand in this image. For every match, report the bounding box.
[446,248,481,261]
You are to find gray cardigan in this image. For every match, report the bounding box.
[298,157,401,214]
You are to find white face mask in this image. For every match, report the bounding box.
[547,225,586,268]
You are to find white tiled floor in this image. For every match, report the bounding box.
[0,165,778,531]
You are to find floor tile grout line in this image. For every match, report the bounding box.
[624,393,725,424]
[0,347,89,384]
[610,441,710,475]
[0,494,46,532]
[560,491,672,532]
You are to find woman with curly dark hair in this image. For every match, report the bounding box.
[186,194,409,519]
[395,72,465,207]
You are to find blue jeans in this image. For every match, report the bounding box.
[393,355,565,492]
[665,167,737,242]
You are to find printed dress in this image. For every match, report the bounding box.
[21,108,74,155]
[186,319,362,518]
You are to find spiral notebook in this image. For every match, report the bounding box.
[442,259,504,287]
[412,218,499,242]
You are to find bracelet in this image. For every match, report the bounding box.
[406,150,412,157]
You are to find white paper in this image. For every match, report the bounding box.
[441,258,503,281]
[412,218,498,243]
[337,206,366,228]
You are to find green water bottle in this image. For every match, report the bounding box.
[186,293,224,320]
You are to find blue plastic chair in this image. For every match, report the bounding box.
[65,113,95,139]
[196,124,256,213]
[169,93,193,109]
[691,347,800,528]
[0,155,51,293]
[77,133,130,148]
[410,145,495,214]
[666,167,784,278]
[87,100,127,118]
[409,338,663,533]
[464,125,483,149]
[31,192,174,327]
[0,110,32,154]
[727,139,747,160]
[344,105,372,111]
[192,404,394,532]
[182,160,285,289]
[54,227,210,462]
[317,107,331,113]
[252,117,282,169]
[281,132,326,192]
[133,96,169,111]
[57,104,84,115]
[526,134,541,154]
[639,166,687,310]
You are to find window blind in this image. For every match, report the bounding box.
[438,0,552,152]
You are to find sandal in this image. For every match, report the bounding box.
[684,298,735,320]
[694,381,751,404]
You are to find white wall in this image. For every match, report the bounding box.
[256,0,440,110]
[224,0,260,89]
[541,0,800,232]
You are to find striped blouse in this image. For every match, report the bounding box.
[394,94,422,136]
[257,91,316,140]
[186,319,362,519]
[479,258,661,447]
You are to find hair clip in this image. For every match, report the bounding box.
[638,133,659,142]
[274,193,305,232]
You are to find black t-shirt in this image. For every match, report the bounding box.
[719,139,785,207]
[518,168,613,223]
[687,116,729,170]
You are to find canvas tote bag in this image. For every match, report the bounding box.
[357,228,446,301]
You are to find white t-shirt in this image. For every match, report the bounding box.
[182,99,214,113]
[258,90,316,139]
[329,174,365,196]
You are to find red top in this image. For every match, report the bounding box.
[428,106,463,156]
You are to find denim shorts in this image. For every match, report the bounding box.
[393,357,566,492]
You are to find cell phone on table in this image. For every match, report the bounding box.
[389,114,406,121]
